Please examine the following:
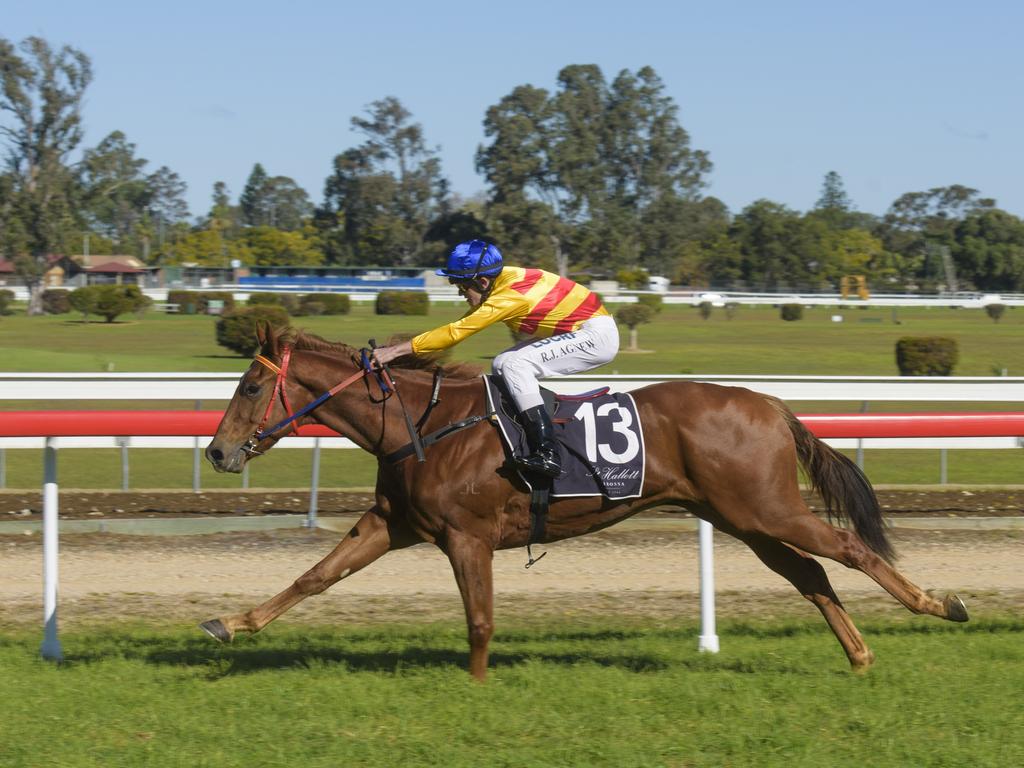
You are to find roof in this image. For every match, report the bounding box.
[87,260,144,273]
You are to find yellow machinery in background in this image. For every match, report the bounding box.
[840,275,870,300]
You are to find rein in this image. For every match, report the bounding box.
[243,347,371,456]
[243,343,429,463]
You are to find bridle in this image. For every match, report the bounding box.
[242,346,372,457]
[242,342,426,462]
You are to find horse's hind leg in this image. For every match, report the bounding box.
[754,506,967,623]
[200,509,412,642]
[739,532,875,671]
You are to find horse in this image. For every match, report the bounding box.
[201,324,968,680]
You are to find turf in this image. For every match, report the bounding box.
[0,617,1021,767]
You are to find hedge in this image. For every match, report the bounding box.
[375,290,429,315]
[895,337,959,376]
[780,303,804,321]
[42,289,71,314]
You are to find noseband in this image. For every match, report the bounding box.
[242,346,373,457]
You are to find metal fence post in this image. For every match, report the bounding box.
[307,438,321,528]
[192,400,202,493]
[856,401,869,471]
[117,437,130,491]
[41,437,63,661]
[940,448,948,485]
[0,448,5,488]
[698,519,719,653]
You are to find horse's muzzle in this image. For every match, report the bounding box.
[205,442,246,473]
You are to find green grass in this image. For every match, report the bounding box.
[1,617,1021,767]
[0,303,1021,375]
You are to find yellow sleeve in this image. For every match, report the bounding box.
[411,295,525,354]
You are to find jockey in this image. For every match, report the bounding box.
[372,239,619,478]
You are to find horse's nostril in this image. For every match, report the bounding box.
[207,447,224,463]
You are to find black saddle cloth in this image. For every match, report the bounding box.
[484,375,645,499]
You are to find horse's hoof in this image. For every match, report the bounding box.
[199,619,234,643]
[944,594,969,622]
[850,649,875,674]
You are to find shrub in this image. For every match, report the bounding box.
[0,289,14,315]
[985,304,1006,323]
[298,300,325,316]
[215,305,290,357]
[375,290,429,315]
[780,303,804,321]
[42,289,71,314]
[248,292,298,313]
[636,294,663,313]
[312,293,350,315]
[698,301,713,320]
[294,292,350,317]
[68,284,151,323]
[167,290,201,315]
[895,337,959,376]
[724,302,739,320]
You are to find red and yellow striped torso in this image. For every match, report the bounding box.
[411,267,609,354]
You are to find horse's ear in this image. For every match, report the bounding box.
[255,322,269,350]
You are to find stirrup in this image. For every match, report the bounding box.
[515,452,561,478]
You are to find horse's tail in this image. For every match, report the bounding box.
[768,397,895,563]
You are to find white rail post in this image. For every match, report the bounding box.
[697,518,719,653]
[192,399,202,492]
[41,437,63,661]
[307,438,321,528]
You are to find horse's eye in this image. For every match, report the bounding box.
[243,383,261,397]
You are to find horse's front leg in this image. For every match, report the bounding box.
[445,531,495,681]
[200,508,407,642]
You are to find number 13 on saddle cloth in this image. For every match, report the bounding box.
[484,376,645,499]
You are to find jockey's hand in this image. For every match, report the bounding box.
[372,341,414,366]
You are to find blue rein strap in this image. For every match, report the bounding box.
[361,348,391,395]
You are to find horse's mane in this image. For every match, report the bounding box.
[278,328,482,380]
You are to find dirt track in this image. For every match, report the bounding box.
[1,488,1023,519]
[2,517,1021,630]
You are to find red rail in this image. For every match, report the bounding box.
[0,411,339,437]
[0,411,1022,439]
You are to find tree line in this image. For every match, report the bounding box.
[3,36,1023,314]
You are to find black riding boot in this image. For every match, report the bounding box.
[515,405,562,478]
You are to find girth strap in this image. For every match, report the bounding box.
[384,413,492,464]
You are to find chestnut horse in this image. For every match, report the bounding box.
[201,326,967,680]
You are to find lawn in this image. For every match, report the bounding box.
[0,617,1021,767]
[0,302,1020,376]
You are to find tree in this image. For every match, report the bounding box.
[615,303,654,351]
[877,185,996,287]
[68,283,150,323]
[476,65,711,276]
[239,163,269,226]
[239,225,323,266]
[0,36,92,314]
[240,164,311,231]
[813,171,856,229]
[79,130,149,244]
[952,208,1024,291]
[319,97,449,266]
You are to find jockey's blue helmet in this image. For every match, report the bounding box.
[436,240,503,280]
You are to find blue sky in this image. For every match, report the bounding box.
[5,0,1022,222]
